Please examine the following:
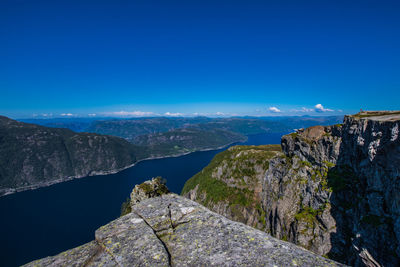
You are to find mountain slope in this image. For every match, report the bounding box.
[183,111,400,266]
[132,128,246,158]
[0,116,139,196]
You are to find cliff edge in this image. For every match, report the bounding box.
[25,179,343,266]
[183,111,400,266]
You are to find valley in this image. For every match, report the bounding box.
[0,115,342,196]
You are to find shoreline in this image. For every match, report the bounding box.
[0,138,247,198]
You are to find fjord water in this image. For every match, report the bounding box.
[0,133,285,266]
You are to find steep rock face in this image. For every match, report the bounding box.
[326,114,400,266]
[183,111,400,267]
[25,190,343,266]
[0,116,138,196]
[262,124,343,257]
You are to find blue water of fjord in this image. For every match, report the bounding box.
[0,133,285,266]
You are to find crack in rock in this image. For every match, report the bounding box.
[134,211,172,267]
[82,242,103,267]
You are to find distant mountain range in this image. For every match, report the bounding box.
[22,115,343,138]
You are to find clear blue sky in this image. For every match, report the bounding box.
[1,0,399,118]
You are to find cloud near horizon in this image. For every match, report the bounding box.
[27,105,344,119]
[314,104,334,113]
[268,107,281,113]
[164,112,184,117]
[109,110,158,117]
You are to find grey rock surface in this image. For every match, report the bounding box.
[25,194,344,267]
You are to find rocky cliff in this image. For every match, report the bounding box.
[183,111,400,266]
[25,179,343,266]
[0,116,139,196]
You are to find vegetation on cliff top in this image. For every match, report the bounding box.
[351,111,400,118]
[181,144,281,207]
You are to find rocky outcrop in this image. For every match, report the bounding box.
[0,116,139,196]
[183,111,400,266]
[130,177,170,205]
[281,125,342,166]
[25,183,343,266]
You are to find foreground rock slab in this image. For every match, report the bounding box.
[25,194,344,267]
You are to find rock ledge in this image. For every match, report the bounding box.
[25,193,344,266]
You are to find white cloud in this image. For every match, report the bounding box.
[191,112,234,117]
[268,107,281,113]
[88,113,97,117]
[314,104,334,113]
[164,112,184,117]
[60,113,74,116]
[110,110,157,117]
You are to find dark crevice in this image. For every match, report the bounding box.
[134,211,172,267]
[172,220,190,229]
[167,203,175,231]
[167,204,195,230]
[82,242,103,267]
[95,240,123,267]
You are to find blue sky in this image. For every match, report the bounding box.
[1,0,399,118]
